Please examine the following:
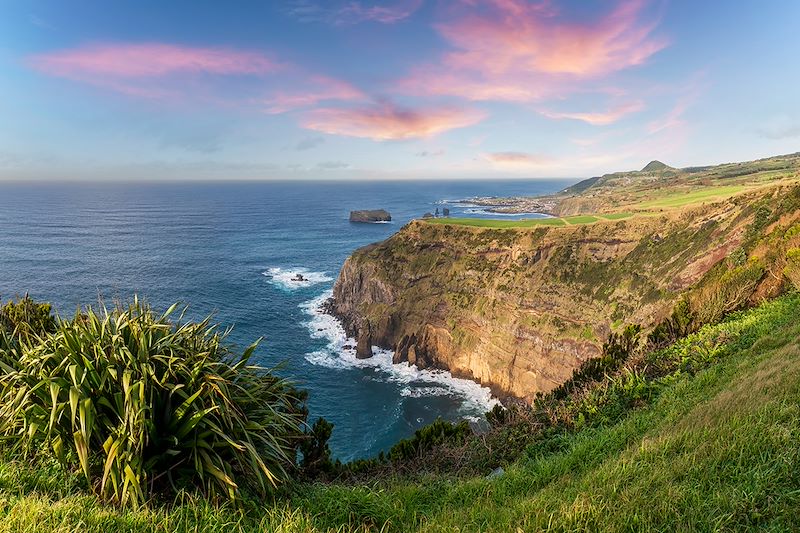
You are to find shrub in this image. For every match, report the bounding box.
[647,298,693,349]
[0,295,56,342]
[299,417,339,478]
[785,248,800,289]
[387,418,471,462]
[549,324,641,401]
[0,299,305,507]
[690,259,764,325]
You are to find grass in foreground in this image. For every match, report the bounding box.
[1,294,798,531]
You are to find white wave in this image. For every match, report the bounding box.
[263,267,333,291]
[299,291,499,416]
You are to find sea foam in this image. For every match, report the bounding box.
[300,291,499,419]
[263,267,333,291]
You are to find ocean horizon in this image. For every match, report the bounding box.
[0,178,574,461]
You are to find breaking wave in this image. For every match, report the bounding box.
[300,291,499,419]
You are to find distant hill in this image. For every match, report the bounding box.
[560,176,601,195]
[641,160,673,172]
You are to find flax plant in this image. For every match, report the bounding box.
[0,298,305,508]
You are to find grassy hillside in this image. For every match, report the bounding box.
[479,152,800,218]
[424,213,633,229]
[1,293,798,531]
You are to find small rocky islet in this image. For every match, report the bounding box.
[349,209,391,223]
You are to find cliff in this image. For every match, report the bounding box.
[332,182,800,402]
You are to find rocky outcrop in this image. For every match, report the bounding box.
[355,322,373,359]
[331,184,798,403]
[350,209,391,223]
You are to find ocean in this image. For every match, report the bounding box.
[0,178,573,461]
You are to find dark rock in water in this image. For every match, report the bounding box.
[442,208,450,217]
[422,212,434,219]
[292,273,307,282]
[343,344,353,350]
[356,322,373,359]
[350,209,391,223]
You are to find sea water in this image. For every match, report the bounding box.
[0,178,572,460]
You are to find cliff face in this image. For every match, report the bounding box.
[332,185,799,402]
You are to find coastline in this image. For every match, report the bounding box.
[452,194,562,215]
[306,291,500,419]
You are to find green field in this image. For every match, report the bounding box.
[635,185,748,208]
[599,212,633,220]
[563,215,599,224]
[421,183,755,229]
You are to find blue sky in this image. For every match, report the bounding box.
[1,0,799,180]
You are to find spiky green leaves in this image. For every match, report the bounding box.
[0,300,305,508]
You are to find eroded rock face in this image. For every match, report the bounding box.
[330,188,790,402]
[355,323,373,359]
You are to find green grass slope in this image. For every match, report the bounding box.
[0,295,798,531]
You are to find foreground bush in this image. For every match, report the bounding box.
[0,295,56,348]
[0,299,305,507]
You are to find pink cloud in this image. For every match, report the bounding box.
[28,42,279,101]
[485,151,552,166]
[29,43,276,79]
[540,100,645,125]
[301,102,485,140]
[28,42,364,113]
[647,77,705,134]
[400,0,667,102]
[261,76,364,114]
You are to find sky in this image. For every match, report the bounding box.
[1,0,799,181]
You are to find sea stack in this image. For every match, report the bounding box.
[355,323,373,359]
[349,209,391,223]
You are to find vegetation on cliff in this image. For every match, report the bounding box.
[333,178,800,401]
[0,291,798,531]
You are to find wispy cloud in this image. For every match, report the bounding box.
[295,136,326,150]
[416,149,445,157]
[28,42,279,100]
[400,0,666,102]
[29,14,53,29]
[484,151,551,167]
[28,42,363,114]
[301,102,485,140]
[29,42,276,78]
[539,100,645,125]
[259,75,363,113]
[316,160,350,169]
[287,0,422,25]
[646,84,702,134]
[757,115,800,140]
